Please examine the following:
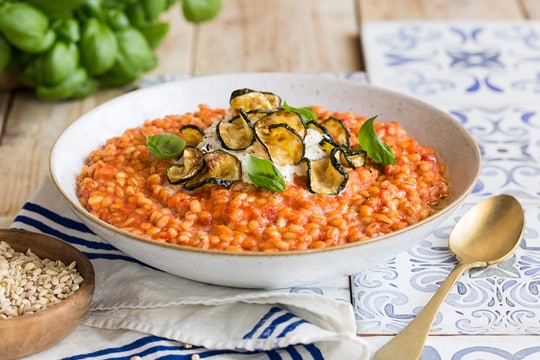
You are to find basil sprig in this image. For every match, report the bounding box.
[282,101,317,124]
[246,154,286,192]
[359,116,396,166]
[146,133,186,159]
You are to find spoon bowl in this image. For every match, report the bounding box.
[450,195,524,265]
[374,194,525,360]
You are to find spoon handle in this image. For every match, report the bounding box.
[373,261,478,360]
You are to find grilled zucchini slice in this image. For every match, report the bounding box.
[307,121,332,137]
[261,91,281,109]
[166,147,205,183]
[180,125,205,147]
[216,111,255,150]
[321,118,350,147]
[319,138,366,169]
[229,89,281,115]
[319,137,338,153]
[255,109,306,139]
[184,150,242,190]
[305,147,349,195]
[342,150,366,169]
[255,123,304,166]
[245,109,273,122]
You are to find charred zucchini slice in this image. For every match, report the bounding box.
[230,89,281,107]
[184,150,242,190]
[216,111,255,150]
[321,118,350,148]
[307,121,331,137]
[319,138,338,154]
[261,91,281,109]
[180,125,205,147]
[255,109,306,139]
[305,147,349,195]
[255,123,304,166]
[166,147,205,184]
[342,150,366,169]
[245,109,273,122]
[318,138,366,168]
[229,89,281,115]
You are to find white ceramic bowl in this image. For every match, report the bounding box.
[50,73,480,288]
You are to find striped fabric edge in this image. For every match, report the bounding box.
[243,306,309,341]
[61,334,324,360]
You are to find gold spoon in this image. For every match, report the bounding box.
[373,194,525,360]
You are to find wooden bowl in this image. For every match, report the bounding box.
[0,229,95,359]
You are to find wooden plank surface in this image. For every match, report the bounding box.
[0,0,533,227]
[522,0,540,18]
[194,0,362,74]
[147,6,193,76]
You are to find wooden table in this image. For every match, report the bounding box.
[1,0,539,227]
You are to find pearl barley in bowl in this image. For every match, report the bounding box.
[0,229,94,359]
[50,73,480,288]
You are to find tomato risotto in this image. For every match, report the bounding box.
[77,91,448,252]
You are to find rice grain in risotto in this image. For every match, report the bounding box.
[77,105,448,252]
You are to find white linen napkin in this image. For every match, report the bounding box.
[10,176,369,360]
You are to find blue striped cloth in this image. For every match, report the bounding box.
[10,177,368,360]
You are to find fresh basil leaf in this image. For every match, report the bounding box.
[246,154,286,192]
[358,116,396,166]
[182,0,221,23]
[282,101,317,124]
[147,133,186,159]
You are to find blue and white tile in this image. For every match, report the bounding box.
[362,21,540,106]
[364,335,540,359]
[443,102,540,203]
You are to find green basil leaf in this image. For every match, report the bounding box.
[125,2,146,29]
[142,0,167,22]
[36,67,88,101]
[282,101,317,124]
[358,116,396,166]
[105,9,130,31]
[42,41,79,85]
[71,77,99,99]
[24,0,86,16]
[147,133,186,159]
[138,21,170,49]
[114,26,154,72]
[80,19,118,76]
[52,18,80,42]
[0,2,54,54]
[182,0,221,23]
[246,154,286,192]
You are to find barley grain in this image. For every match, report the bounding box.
[0,241,84,318]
